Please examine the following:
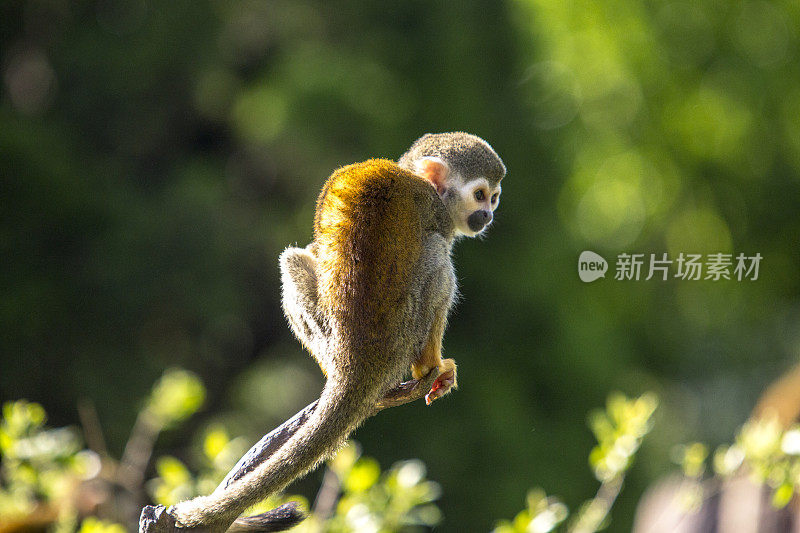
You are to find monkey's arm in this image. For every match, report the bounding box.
[138,370,441,533]
[410,235,458,404]
[411,305,458,405]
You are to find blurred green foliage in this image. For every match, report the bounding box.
[652,415,800,518]
[2,0,800,531]
[588,393,657,484]
[0,386,442,532]
[0,400,107,531]
[147,424,248,505]
[77,518,126,533]
[494,392,657,533]
[494,489,569,533]
[319,444,442,532]
[0,370,210,531]
[713,417,800,509]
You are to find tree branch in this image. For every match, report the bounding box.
[139,369,441,533]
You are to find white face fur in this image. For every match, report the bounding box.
[450,176,501,237]
[411,157,502,237]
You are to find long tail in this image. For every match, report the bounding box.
[169,376,378,530]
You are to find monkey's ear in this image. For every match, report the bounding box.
[414,157,449,195]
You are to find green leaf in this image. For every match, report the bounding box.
[772,483,794,508]
[146,369,206,426]
[344,457,380,493]
[155,456,192,486]
[203,426,230,461]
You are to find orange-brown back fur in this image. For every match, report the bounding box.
[314,159,449,358]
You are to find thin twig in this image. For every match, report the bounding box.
[77,398,109,458]
[569,476,624,533]
[312,467,342,525]
[119,410,161,493]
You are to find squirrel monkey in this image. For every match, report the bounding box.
[168,132,505,530]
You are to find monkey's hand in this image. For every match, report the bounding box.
[425,358,457,405]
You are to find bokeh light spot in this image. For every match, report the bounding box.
[3,47,57,115]
[733,1,791,68]
[232,84,289,145]
[520,61,581,130]
[666,208,732,256]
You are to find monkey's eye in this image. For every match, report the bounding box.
[474,190,486,201]
[491,193,499,204]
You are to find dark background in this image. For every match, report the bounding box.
[2,0,800,530]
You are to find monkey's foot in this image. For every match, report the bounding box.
[426,358,457,405]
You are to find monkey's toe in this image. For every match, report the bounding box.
[425,369,456,405]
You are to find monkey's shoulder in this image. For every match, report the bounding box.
[315,158,449,236]
[323,158,434,202]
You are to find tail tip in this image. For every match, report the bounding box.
[228,502,307,532]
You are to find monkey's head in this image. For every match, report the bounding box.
[398,132,506,237]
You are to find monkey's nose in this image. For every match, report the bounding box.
[467,210,492,232]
